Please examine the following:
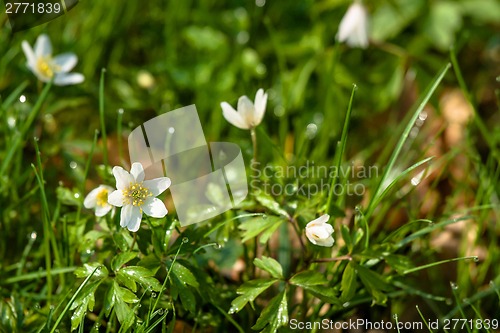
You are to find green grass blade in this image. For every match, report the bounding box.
[365,63,451,220]
[99,68,109,168]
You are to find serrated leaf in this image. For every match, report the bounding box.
[355,263,391,305]
[171,271,196,313]
[115,285,139,304]
[254,257,283,279]
[70,280,101,331]
[289,271,328,288]
[251,290,288,332]
[111,252,138,271]
[239,216,283,242]
[254,192,290,218]
[229,279,277,314]
[340,262,357,302]
[74,263,108,279]
[302,285,340,305]
[115,298,135,330]
[116,270,137,292]
[170,261,199,288]
[119,266,162,291]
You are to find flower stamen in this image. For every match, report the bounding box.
[96,188,109,207]
[122,182,152,207]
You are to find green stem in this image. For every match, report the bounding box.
[0,81,52,176]
[99,68,109,168]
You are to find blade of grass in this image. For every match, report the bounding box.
[0,81,52,177]
[402,256,478,275]
[99,68,109,168]
[325,84,356,214]
[416,305,434,333]
[365,63,451,220]
[4,267,77,284]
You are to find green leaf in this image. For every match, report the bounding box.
[254,257,283,279]
[302,285,340,305]
[251,290,288,332]
[254,192,290,218]
[170,261,199,288]
[70,280,100,331]
[111,252,138,271]
[340,263,357,302]
[74,263,108,279]
[119,266,162,291]
[113,231,131,252]
[114,284,139,304]
[171,271,196,313]
[289,271,328,288]
[384,254,413,274]
[230,279,277,314]
[239,216,284,243]
[341,225,352,252]
[354,263,391,305]
[116,270,137,292]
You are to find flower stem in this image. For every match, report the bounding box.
[311,255,352,263]
[250,127,257,164]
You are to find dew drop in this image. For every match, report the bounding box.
[152,292,157,298]
[473,256,479,262]
[35,303,41,309]
[118,108,124,115]
[182,237,189,243]
[34,137,39,142]
[74,193,80,199]
[215,243,222,249]
[168,127,175,134]
[228,306,238,314]
[462,298,470,304]
[7,116,16,128]
[342,302,350,308]
[19,95,27,103]
[30,231,37,240]
[69,161,77,169]
[393,314,398,320]
[305,123,318,139]
[158,309,164,315]
[450,282,459,290]
[262,214,267,219]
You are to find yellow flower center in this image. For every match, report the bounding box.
[36,57,55,78]
[96,188,109,207]
[123,183,152,207]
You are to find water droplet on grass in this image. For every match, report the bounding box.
[152,292,157,298]
[342,302,350,308]
[19,95,27,103]
[228,306,238,314]
[473,256,479,262]
[182,237,189,243]
[450,282,459,290]
[70,161,77,169]
[30,231,37,240]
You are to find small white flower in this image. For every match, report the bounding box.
[107,162,171,232]
[337,1,369,49]
[84,185,114,217]
[21,34,84,85]
[221,88,267,130]
[305,214,334,247]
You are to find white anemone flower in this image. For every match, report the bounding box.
[108,162,171,232]
[84,185,114,217]
[221,88,267,130]
[337,1,369,49]
[305,214,335,247]
[21,34,84,85]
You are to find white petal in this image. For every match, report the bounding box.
[130,162,145,182]
[237,95,256,127]
[337,3,369,48]
[253,88,267,126]
[306,214,330,228]
[83,187,100,209]
[316,236,334,247]
[120,204,142,230]
[21,41,36,69]
[52,53,77,72]
[112,166,134,190]
[142,197,168,218]
[127,206,143,232]
[53,73,84,86]
[308,225,332,239]
[95,204,112,217]
[143,177,171,196]
[34,34,52,57]
[221,102,249,129]
[108,190,125,207]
